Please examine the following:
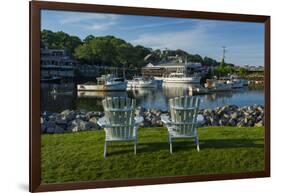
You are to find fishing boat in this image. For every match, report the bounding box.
[204,79,232,92]
[162,72,201,84]
[226,79,244,89]
[77,74,127,91]
[127,77,157,89]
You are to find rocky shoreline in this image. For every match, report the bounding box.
[41,105,264,134]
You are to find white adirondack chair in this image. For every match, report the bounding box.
[161,96,201,154]
[98,97,143,158]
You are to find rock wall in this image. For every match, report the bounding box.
[41,105,264,134]
[199,105,264,127]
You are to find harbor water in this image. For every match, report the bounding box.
[41,82,264,113]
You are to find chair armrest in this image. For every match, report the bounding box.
[98,116,144,128]
[134,116,144,125]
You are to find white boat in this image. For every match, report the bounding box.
[204,79,232,92]
[77,74,127,91]
[162,73,201,84]
[227,79,244,89]
[127,77,157,89]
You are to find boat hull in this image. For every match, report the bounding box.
[227,80,244,89]
[127,81,157,89]
[77,91,127,98]
[163,78,201,84]
[77,82,127,91]
[208,85,232,92]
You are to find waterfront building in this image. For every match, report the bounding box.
[141,61,206,77]
[40,47,80,78]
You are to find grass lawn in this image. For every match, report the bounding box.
[41,126,264,184]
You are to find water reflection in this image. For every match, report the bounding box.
[41,82,264,113]
[77,91,127,98]
[40,83,76,112]
[162,83,200,98]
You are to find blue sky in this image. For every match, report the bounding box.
[41,10,264,66]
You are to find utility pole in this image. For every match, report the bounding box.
[222,46,226,61]
[219,46,227,78]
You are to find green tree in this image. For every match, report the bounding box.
[203,57,219,66]
[238,67,248,77]
[74,36,151,68]
[41,30,82,53]
[83,35,95,43]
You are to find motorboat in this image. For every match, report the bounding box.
[77,74,127,91]
[127,77,157,89]
[162,73,201,84]
[204,79,232,92]
[226,79,244,89]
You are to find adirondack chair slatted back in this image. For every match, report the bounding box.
[169,96,200,136]
[102,97,136,139]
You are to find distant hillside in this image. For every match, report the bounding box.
[41,30,222,69]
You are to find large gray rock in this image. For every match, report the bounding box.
[135,106,146,116]
[86,111,97,119]
[55,116,67,125]
[255,121,263,127]
[43,120,56,130]
[75,114,88,121]
[40,117,44,124]
[54,126,65,134]
[68,119,97,132]
[60,109,71,116]
[228,118,237,126]
[89,117,98,124]
[63,111,76,122]
[231,112,238,119]
[46,127,55,134]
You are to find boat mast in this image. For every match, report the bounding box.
[123,65,125,79]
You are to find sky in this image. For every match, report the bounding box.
[41,10,264,66]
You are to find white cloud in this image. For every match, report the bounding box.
[131,20,217,51]
[119,20,188,30]
[52,11,119,32]
[87,21,117,31]
[58,12,119,24]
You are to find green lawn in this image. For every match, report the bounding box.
[41,126,264,184]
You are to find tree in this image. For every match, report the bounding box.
[203,57,219,66]
[41,30,82,53]
[83,35,95,43]
[238,67,248,77]
[74,36,151,68]
[220,58,226,68]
